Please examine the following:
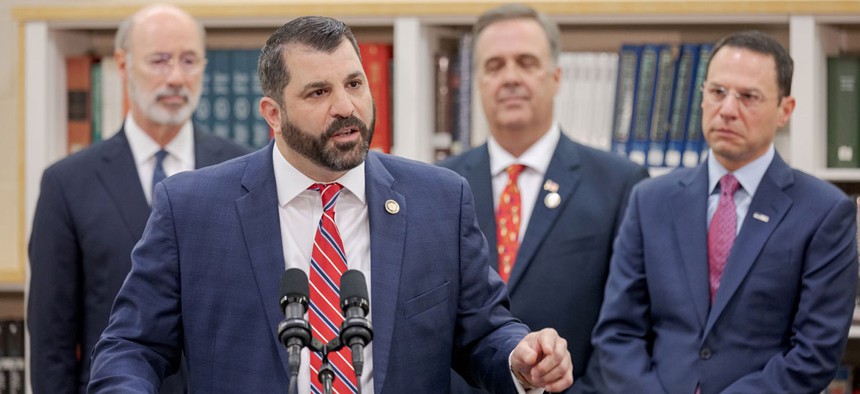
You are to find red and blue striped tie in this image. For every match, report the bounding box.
[308,183,358,393]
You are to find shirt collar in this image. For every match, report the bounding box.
[487,123,560,177]
[272,144,367,207]
[707,144,774,197]
[124,115,195,166]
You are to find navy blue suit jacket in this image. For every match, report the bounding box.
[440,134,648,393]
[593,154,858,394]
[28,127,249,394]
[88,144,530,393]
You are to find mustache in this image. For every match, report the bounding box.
[154,86,190,101]
[323,115,368,139]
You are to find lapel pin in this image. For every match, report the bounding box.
[385,200,400,214]
[544,192,561,209]
[753,212,769,223]
[543,179,559,193]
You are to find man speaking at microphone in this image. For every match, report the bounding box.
[89,15,573,393]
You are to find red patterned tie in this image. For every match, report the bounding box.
[708,174,740,302]
[308,183,358,393]
[496,164,525,283]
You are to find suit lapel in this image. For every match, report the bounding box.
[672,165,711,328]
[234,144,292,377]
[364,153,406,394]
[458,146,497,270]
[705,155,793,334]
[96,130,151,239]
[508,135,582,292]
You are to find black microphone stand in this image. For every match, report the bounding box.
[318,340,336,394]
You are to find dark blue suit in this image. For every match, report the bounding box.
[593,154,858,394]
[88,144,530,393]
[440,133,648,393]
[28,127,249,394]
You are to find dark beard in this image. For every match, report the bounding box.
[279,104,375,172]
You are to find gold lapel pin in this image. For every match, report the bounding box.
[543,179,560,208]
[753,212,769,223]
[385,199,400,214]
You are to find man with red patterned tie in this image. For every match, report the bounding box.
[593,30,858,394]
[89,15,573,393]
[440,5,647,393]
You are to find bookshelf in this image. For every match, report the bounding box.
[11,0,860,320]
[9,1,860,391]
[13,2,860,250]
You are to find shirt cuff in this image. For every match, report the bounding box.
[508,351,545,394]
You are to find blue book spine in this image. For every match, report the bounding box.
[646,44,676,167]
[682,43,714,167]
[231,49,255,148]
[665,44,699,168]
[610,44,642,158]
[249,48,270,149]
[210,49,232,140]
[194,53,213,134]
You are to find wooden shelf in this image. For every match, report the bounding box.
[13,1,860,25]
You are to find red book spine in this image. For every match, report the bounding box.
[359,43,393,153]
[66,56,94,154]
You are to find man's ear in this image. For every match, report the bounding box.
[259,96,282,131]
[115,50,128,83]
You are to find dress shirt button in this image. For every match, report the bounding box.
[699,347,712,360]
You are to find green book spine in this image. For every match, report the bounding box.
[827,56,860,168]
[91,61,103,143]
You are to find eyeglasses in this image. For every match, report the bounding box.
[144,53,207,76]
[701,82,768,109]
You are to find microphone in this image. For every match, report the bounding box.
[277,268,311,391]
[339,270,373,388]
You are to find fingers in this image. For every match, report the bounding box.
[513,328,573,391]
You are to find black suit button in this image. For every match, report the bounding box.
[700,348,712,360]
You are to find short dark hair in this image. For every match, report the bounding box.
[707,30,793,100]
[472,3,561,65]
[258,16,361,106]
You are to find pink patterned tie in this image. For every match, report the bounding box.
[708,174,740,302]
[308,183,358,393]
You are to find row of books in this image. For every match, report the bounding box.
[66,56,126,154]
[0,320,24,394]
[828,55,860,168]
[432,36,619,162]
[66,43,393,154]
[188,44,394,152]
[429,37,715,168]
[194,49,270,150]
[434,34,474,162]
[612,43,715,168]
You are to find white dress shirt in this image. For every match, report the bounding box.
[273,146,541,394]
[124,115,196,205]
[488,124,561,237]
[707,144,775,234]
[273,146,373,394]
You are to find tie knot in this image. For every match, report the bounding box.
[309,183,343,209]
[506,164,526,182]
[720,174,740,196]
[154,149,169,164]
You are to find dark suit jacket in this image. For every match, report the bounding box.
[28,126,250,394]
[87,144,531,393]
[592,153,858,394]
[440,133,648,393]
